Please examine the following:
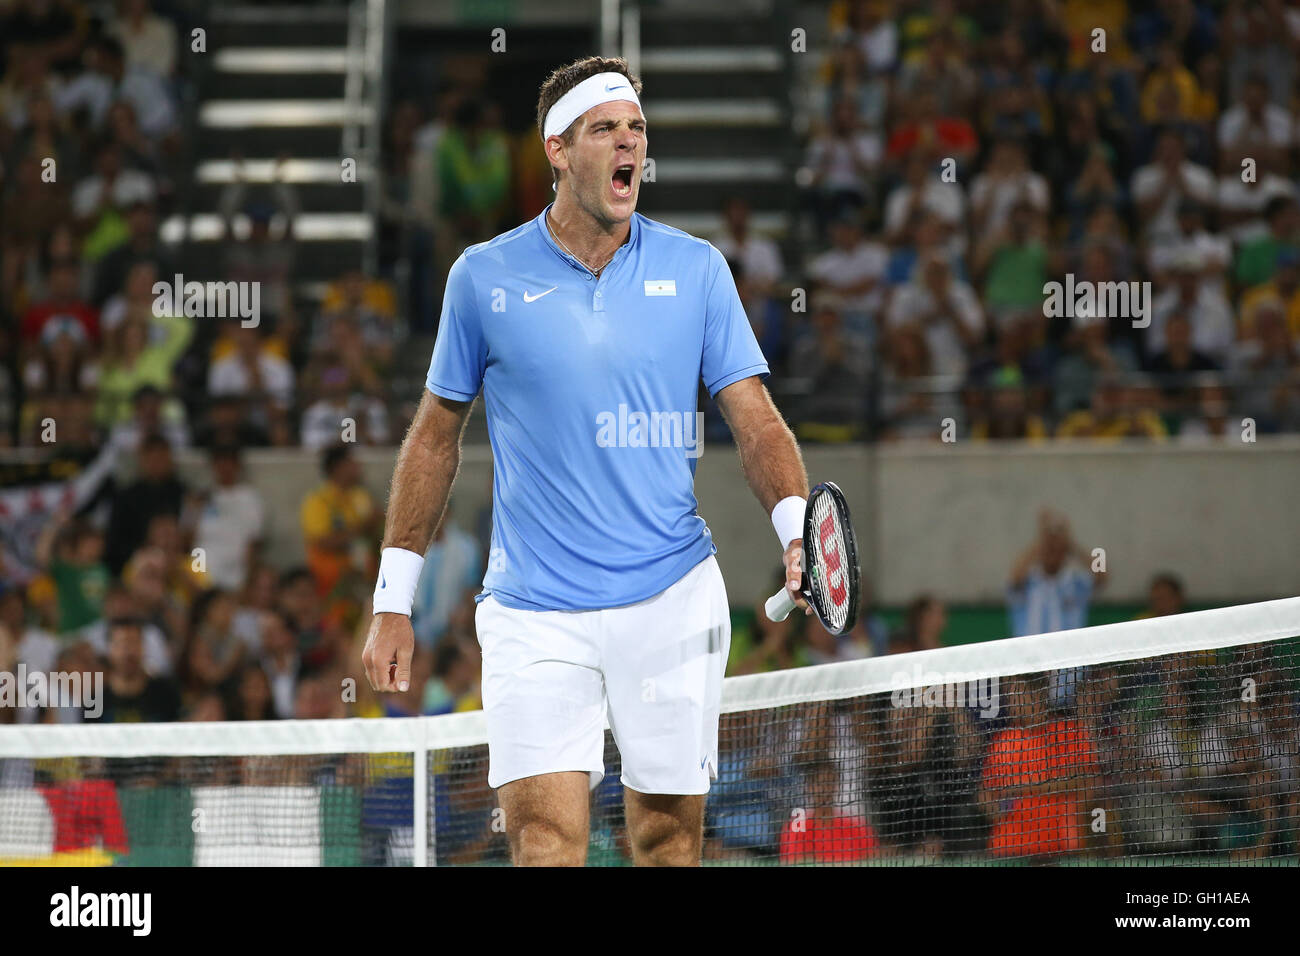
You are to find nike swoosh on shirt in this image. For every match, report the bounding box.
[523,287,557,303]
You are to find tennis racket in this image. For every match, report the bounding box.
[763,481,861,636]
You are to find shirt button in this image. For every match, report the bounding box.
[596,291,602,297]
[585,275,592,281]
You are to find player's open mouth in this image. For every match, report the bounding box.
[611,164,635,198]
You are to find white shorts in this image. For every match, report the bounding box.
[474,555,731,795]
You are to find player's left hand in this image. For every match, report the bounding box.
[782,540,812,616]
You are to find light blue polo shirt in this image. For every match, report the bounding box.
[425,205,769,611]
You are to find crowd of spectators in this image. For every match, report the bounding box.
[731,0,1300,441]
[2,0,1299,865]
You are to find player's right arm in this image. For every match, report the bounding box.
[361,390,474,693]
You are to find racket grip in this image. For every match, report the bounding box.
[765,585,799,623]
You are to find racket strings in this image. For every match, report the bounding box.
[808,492,851,632]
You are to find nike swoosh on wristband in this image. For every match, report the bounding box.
[379,572,386,589]
[523,287,557,302]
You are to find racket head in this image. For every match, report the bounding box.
[801,481,861,636]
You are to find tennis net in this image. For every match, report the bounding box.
[3,597,1300,866]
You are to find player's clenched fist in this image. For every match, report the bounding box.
[362,612,415,692]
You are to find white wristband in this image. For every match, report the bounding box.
[771,496,807,549]
[372,547,425,615]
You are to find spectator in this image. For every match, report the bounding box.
[969,369,1048,441]
[1235,195,1300,290]
[91,199,172,307]
[55,35,176,140]
[884,88,977,169]
[105,384,189,457]
[877,324,962,440]
[1057,378,1169,440]
[1176,380,1237,441]
[208,323,295,431]
[94,309,193,428]
[81,584,173,678]
[1228,304,1300,432]
[192,444,265,593]
[1007,508,1104,703]
[713,197,783,303]
[969,140,1049,241]
[1147,248,1234,365]
[0,584,59,723]
[232,661,277,720]
[1138,573,1187,620]
[218,156,298,327]
[978,673,1100,860]
[806,211,888,337]
[972,199,1048,330]
[1052,307,1139,418]
[108,0,178,79]
[104,431,186,574]
[19,256,98,348]
[888,594,947,654]
[438,97,510,248]
[302,447,379,598]
[802,96,881,239]
[884,250,984,377]
[787,299,870,441]
[410,519,482,651]
[86,617,181,723]
[70,139,157,247]
[423,638,483,715]
[300,361,388,450]
[182,589,246,698]
[1239,248,1300,341]
[883,153,966,255]
[259,608,301,719]
[1131,128,1215,247]
[32,510,109,636]
[313,270,400,369]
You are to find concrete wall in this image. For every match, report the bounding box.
[179,438,1300,608]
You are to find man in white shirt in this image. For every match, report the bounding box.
[1148,249,1235,364]
[712,197,783,295]
[884,251,984,377]
[208,324,296,411]
[884,154,967,256]
[109,0,178,78]
[193,445,266,593]
[807,212,889,334]
[71,142,156,223]
[1217,73,1293,170]
[1131,129,1215,245]
[55,36,176,139]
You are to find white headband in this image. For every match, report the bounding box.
[542,71,642,140]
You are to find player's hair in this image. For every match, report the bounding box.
[535,55,643,186]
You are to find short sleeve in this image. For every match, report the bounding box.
[701,244,769,397]
[426,254,486,402]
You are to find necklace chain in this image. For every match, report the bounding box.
[547,215,618,277]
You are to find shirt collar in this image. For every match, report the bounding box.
[536,202,639,274]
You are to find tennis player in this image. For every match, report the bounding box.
[362,56,811,866]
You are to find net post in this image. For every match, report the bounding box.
[413,720,430,868]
